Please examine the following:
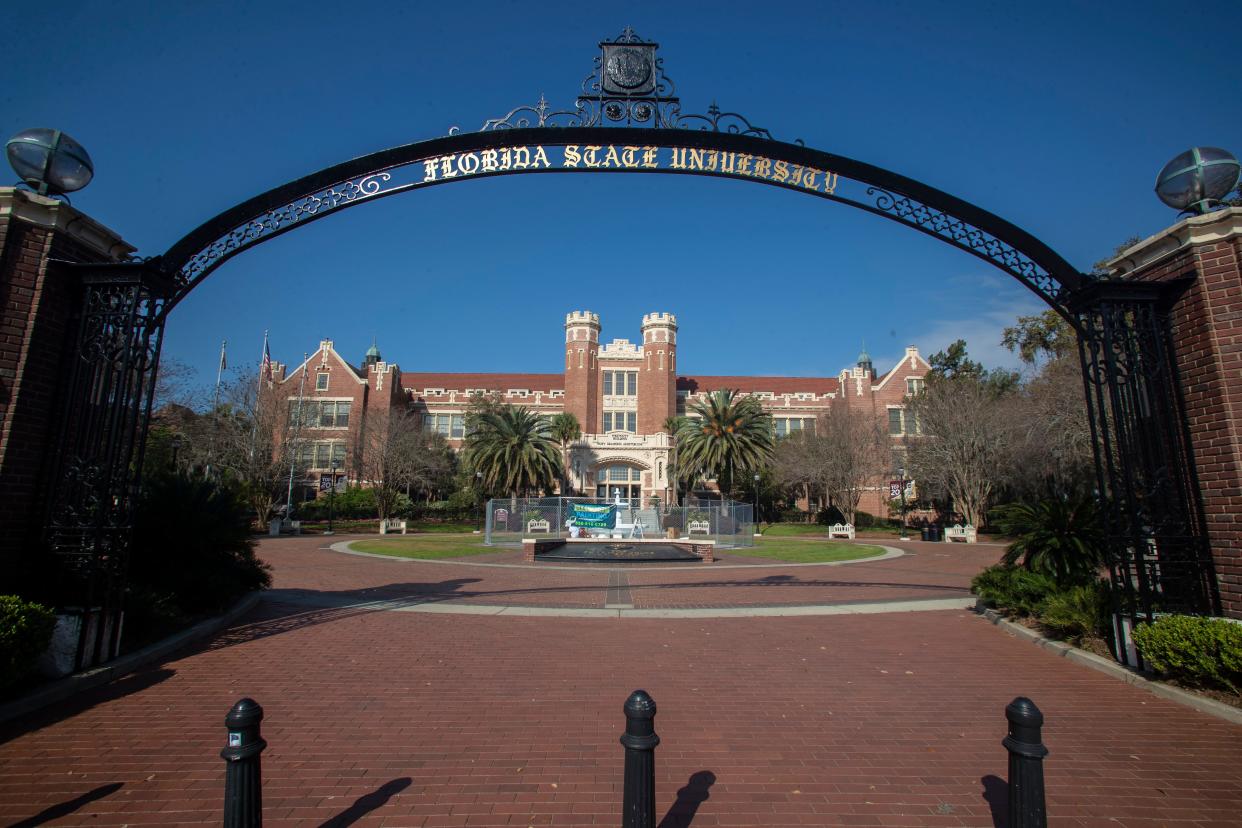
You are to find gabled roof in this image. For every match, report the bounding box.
[677,375,840,396]
[280,343,367,385]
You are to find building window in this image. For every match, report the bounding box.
[426,413,465,438]
[296,441,346,470]
[602,464,642,482]
[316,372,330,391]
[319,400,350,428]
[888,408,920,435]
[604,371,637,396]
[774,417,815,437]
[289,400,350,429]
[603,411,637,433]
[906,378,925,395]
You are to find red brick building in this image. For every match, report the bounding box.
[269,312,930,514]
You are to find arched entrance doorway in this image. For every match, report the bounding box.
[593,462,649,503]
[35,28,1219,666]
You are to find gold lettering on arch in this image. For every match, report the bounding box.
[417,144,841,197]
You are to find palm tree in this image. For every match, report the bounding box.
[548,412,581,495]
[663,415,689,506]
[993,493,1107,587]
[464,405,562,499]
[677,389,774,496]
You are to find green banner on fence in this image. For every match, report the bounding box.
[570,503,616,529]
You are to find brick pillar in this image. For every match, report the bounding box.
[1104,207,1242,617]
[0,188,135,587]
[563,311,600,433]
[637,312,677,436]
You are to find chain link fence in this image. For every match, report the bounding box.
[484,496,755,549]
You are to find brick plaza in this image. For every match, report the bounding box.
[2,537,1240,826]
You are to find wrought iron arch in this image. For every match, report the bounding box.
[48,27,1216,671]
[157,126,1084,319]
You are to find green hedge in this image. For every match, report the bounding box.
[131,473,271,618]
[973,565,1114,646]
[1133,615,1242,694]
[1037,580,1112,643]
[0,595,57,693]
[971,565,1058,616]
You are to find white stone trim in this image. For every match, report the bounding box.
[1105,207,1242,278]
[0,187,135,259]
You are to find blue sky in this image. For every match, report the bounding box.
[5,1,1239,391]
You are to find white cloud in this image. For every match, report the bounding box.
[873,288,1048,375]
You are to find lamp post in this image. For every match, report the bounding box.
[475,471,484,534]
[896,467,910,541]
[170,434,183,472]
[752,473,761,528]
[325,458,337,536]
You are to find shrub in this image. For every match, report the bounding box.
[1037,580,1112,643]
[992,494,1106,587]
[971,565,1057,616]
[1133,615,1242,694]
[778,508,809,523]
[0,595,57,693]
[130,473,271,617]
[853,511,878,529]
[816,506,846,526]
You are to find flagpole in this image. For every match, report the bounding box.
[285,352,308,524]
[250,330,269,463]
[206,339,227,479]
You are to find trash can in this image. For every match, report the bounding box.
[920,526,931,542]
[929,525,942,542]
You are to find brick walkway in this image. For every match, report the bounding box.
[2,536,1240,826]
[273,536,995,610]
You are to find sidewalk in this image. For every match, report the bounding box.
[0,536,1238,826]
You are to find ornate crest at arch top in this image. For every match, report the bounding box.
[473,27,789,142]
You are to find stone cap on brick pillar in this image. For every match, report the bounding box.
[1105,207,1242,279]
[565,310,600,343]
[641,311,677,344]
[0,187,135,260]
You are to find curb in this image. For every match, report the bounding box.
[331,540,907,571]
[974,603,1242,726]
[0,590,263,726]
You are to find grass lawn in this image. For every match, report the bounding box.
[761,523,832,537]
[349,534,498,559]
[298,520,475,535]
[739,537,887,563]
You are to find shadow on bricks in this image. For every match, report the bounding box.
[318,777,411,827]
[6,782,124,827]
[659,770,715,828]
[981,774,1007,827]
[0,668,175,742]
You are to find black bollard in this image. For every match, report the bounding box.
[1002,697,1049,828]
[222,697,267,827]
[620,690,660,828]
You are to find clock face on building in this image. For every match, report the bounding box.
[605,48,651,90]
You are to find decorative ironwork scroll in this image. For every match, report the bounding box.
[472,27,790,142]
[1072,280,1219,666]
[160,133,1084,311]
[46,261,172,670]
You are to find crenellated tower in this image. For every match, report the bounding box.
[563,310,601,432]
[638,311,678,435]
